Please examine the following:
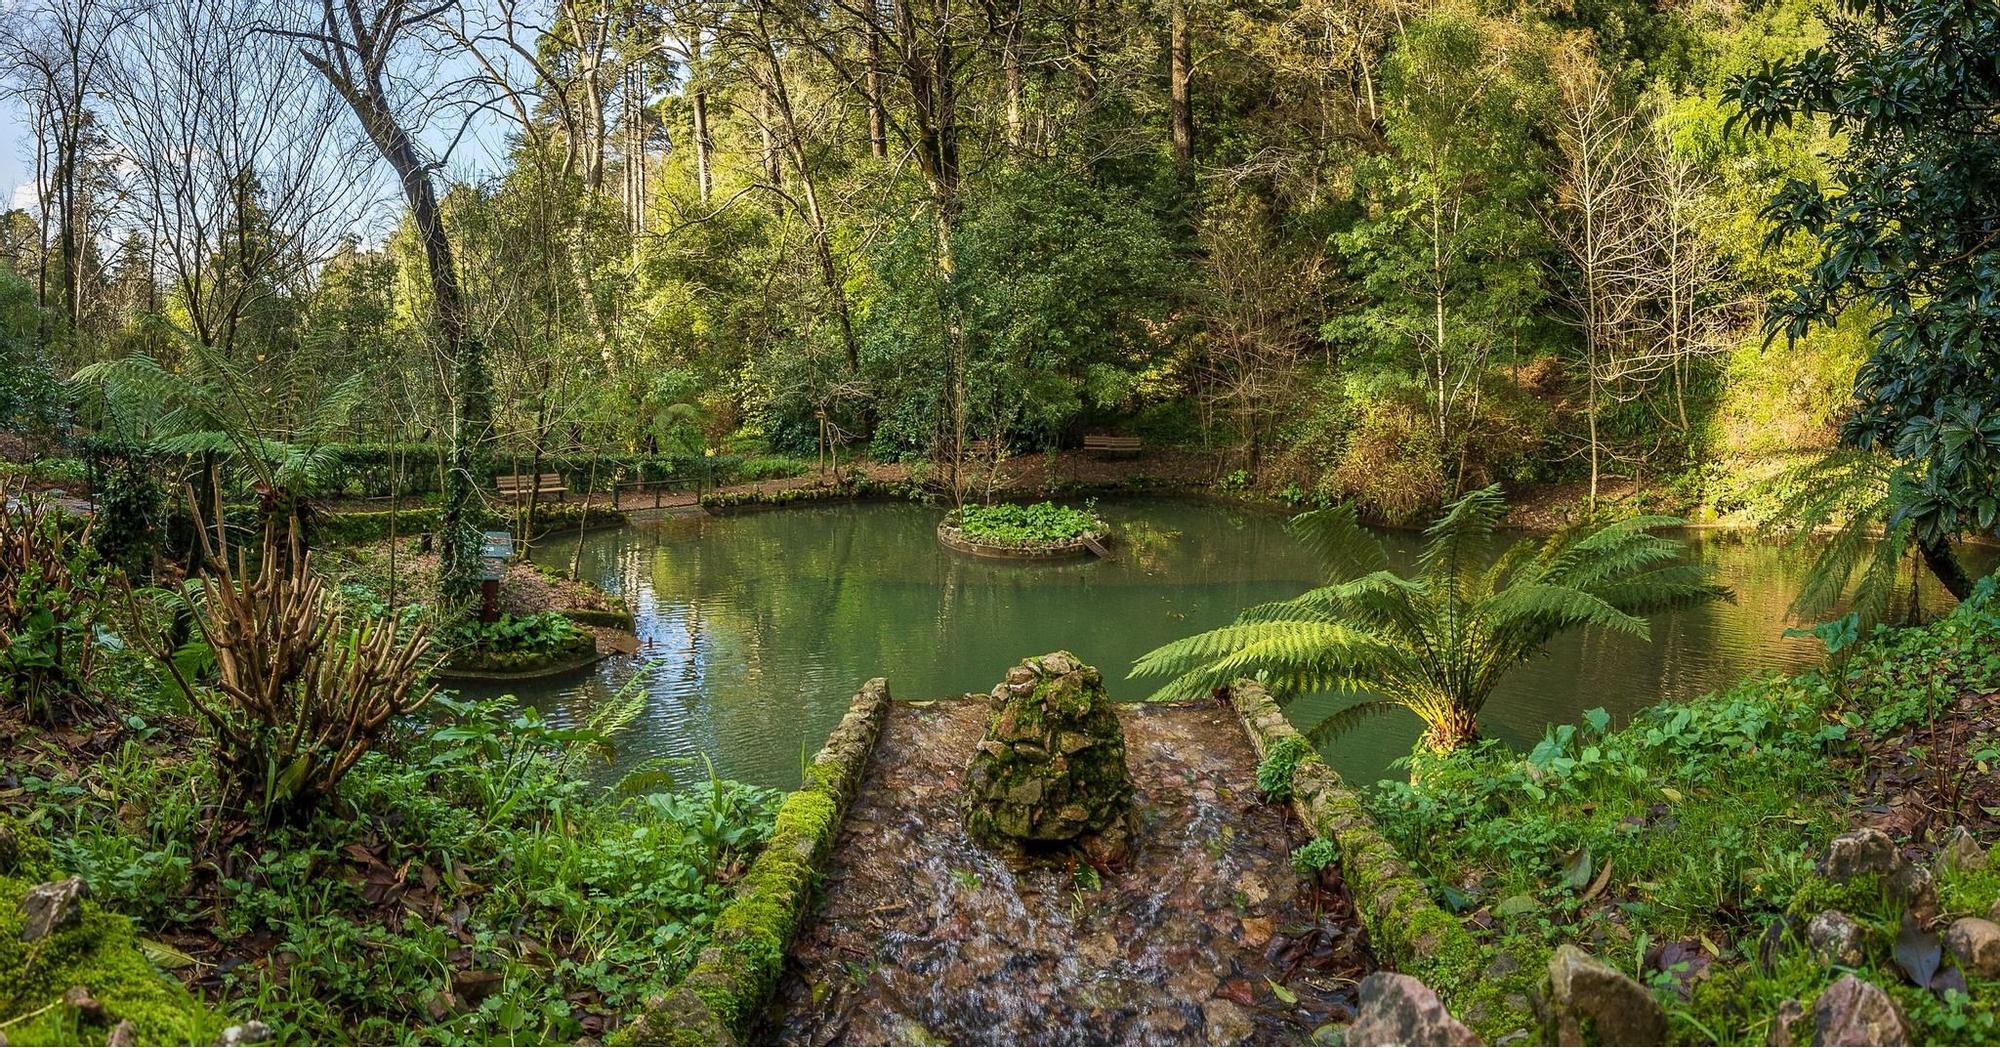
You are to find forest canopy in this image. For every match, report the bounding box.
[2,0,1993,581]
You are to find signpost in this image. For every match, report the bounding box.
[478,530,512,623]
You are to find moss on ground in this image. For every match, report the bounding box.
[0,869,222,1046]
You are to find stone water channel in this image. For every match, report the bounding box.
[762,693,1369,1045]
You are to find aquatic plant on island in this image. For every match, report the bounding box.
[1132,486,1729,753]
[947,500,1106,546]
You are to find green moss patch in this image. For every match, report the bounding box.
[0,872,222,1046]
[1224,681,1508,1026]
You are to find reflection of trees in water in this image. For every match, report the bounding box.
[1116,520,1182,573]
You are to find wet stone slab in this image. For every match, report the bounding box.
[763,698,1371,1046]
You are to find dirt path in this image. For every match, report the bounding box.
[764,698,1369,1046]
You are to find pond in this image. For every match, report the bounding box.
[492,497,1973,790]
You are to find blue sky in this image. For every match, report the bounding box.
[2,96,31,209]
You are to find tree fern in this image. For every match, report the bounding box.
[1763,450,1918,627]
[72,331,365,521]
[1131,485,1728,755]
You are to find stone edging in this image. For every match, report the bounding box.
[1224,681,1485,999]
[428,648,607,683]
[613,678,893,1046]
[934,519,1104,560]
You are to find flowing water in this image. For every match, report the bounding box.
[495,497,1979,789]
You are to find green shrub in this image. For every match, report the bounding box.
[1290,836,1340,875]
[0,496,105,723]
[950,500,1103,544]
[443,611,594,673]
[734,456,811,482]
[11,694,782,1043]
[1255,734,1315,801]
[1365,582,2000,1043]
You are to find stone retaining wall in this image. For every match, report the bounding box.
[614,678,893,1046]
[1224,682,1486,1001]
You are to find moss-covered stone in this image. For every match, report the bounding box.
[1224,680,1520,1036]
[960,652,1133,853]
[0,872,222,1046]
[612,678,891,1046]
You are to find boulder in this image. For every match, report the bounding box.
[1811,975,1907,1046]
[1345,972,1482,1047]
[1816,828,1936,922]
[1937,827,1988,872]
[19,875,86,942]
[1819,829,1901,882]
[1807,910,1868,968]
[1944,917,2000,978]
[1544,944,1668,1046]
[960,652,1132,852]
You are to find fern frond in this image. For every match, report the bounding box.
[1289,503,1389,582]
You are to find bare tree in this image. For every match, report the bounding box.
[1,0,136,347]
[1195,198,1327,473]
[1545,48,1650,508]
[1546,49,1737,506]
[100,0,378,428]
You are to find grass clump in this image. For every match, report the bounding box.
[1256,734,1315,801]
[951,500,1103,544]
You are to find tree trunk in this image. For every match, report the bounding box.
[1001,0,1025,151]
[758,31,860,371]
[1918,533,1972,602]
[866,22,889,159]
[758,88,783,186]
[690,34,714,200]
[1169,0,1193,166]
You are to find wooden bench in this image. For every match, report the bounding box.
[495,473,568,502]
[1082,434,1142,456]
[963,438,1003,459]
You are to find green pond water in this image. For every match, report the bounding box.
[495,497,1973,790]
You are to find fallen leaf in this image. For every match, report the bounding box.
[1582,859,1615,902]
[1893,913,1942,987]
[137,938,197,970]
[1561,846,1593,891]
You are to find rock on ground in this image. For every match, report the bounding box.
[1945,917,2000,978]
[1346,972,1481,1047]
[1544,944,1668,1047]
[1807,910,1868,968]
[1812,975,1908,1046]
[1818,829,1901,881]
[19,875,86,942]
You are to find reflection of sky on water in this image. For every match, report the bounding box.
[463,500,1977,790]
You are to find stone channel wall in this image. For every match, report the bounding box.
[614,678,893,1046]
[1224,682,1487,1003]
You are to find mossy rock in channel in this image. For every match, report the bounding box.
[960,651,1134,858]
